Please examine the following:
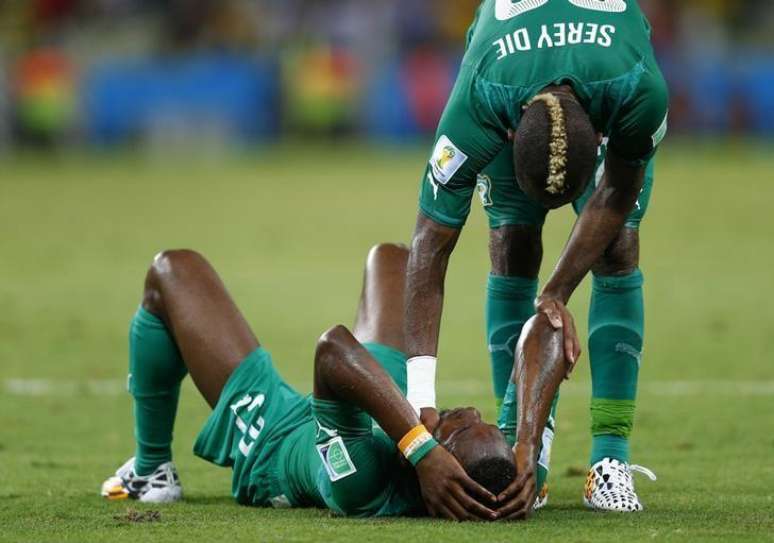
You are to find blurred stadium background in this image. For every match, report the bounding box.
[1,0,773,150]
[2,2,774,541]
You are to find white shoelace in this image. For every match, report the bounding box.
[628,464,657,482]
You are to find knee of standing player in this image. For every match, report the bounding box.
[489,225,543,277]
[592,229,639,276]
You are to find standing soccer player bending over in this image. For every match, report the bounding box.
[405,0,666,512]
[101,244,569,520]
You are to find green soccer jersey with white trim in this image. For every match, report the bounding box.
[420,0,668,228]
[194,342,422,517]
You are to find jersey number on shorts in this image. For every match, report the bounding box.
[495,0,627,21]
[230,393,266,457]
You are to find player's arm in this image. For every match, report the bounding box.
[538,72,669,365]
[538,152,645,365]
[404,68,505,430]
[495,314,568,520]
[313,325,498,521]
[404,214,461,431]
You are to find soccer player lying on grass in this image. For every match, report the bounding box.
[101,243,568,520]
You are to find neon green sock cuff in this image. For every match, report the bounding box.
[590,400,634,463]
[590,398,635,438]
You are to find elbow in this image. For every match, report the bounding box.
[410,215,460,261]
[318,324,352,348]
[314,325,353,376]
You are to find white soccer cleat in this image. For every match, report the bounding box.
[583,458,656,512]
[533,483,549,510]
[101,457,182,503]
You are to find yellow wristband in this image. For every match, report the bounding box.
[398,424,434,458]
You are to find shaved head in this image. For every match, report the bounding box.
[435,408,516,495]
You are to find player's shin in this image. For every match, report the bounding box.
[486,274,538,409]
[588,270,643,464]
[128,307,188,475]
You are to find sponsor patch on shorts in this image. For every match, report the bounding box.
[430,135,468,185]
[317,436,357,482]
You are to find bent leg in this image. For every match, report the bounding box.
[128,249,259,473]
[352,243,409,352]
[143,250,259,408]
[574,152,654,465]
[350,243,410,394]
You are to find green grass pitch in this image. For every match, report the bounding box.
[1,140,773,542]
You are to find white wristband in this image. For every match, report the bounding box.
[406,356,437,415]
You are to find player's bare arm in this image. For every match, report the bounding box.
[404,213,461,430]
[495,314,568,520]
[313,325,498,521]
[538,152,646,366]
[404,214,461,360]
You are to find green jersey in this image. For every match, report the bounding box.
[193,343,423,517]
[420,0,668,228]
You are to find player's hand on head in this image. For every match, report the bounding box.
[419,407,440,433]
[496,446,538,521]
[415,446,498,522]
[535,295,581,377]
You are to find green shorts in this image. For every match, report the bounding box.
[193,342,420,515]
[193,348,311,506]
[476,141,655,230]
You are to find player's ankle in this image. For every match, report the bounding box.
[590,435,629,465]
[134,454,171,477]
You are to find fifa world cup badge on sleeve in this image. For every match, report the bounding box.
[317,436,357,482]
[430,135,468,185]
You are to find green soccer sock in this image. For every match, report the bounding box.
[486,274,538,407]
[128,307,187,475]
[588,270,644,465]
